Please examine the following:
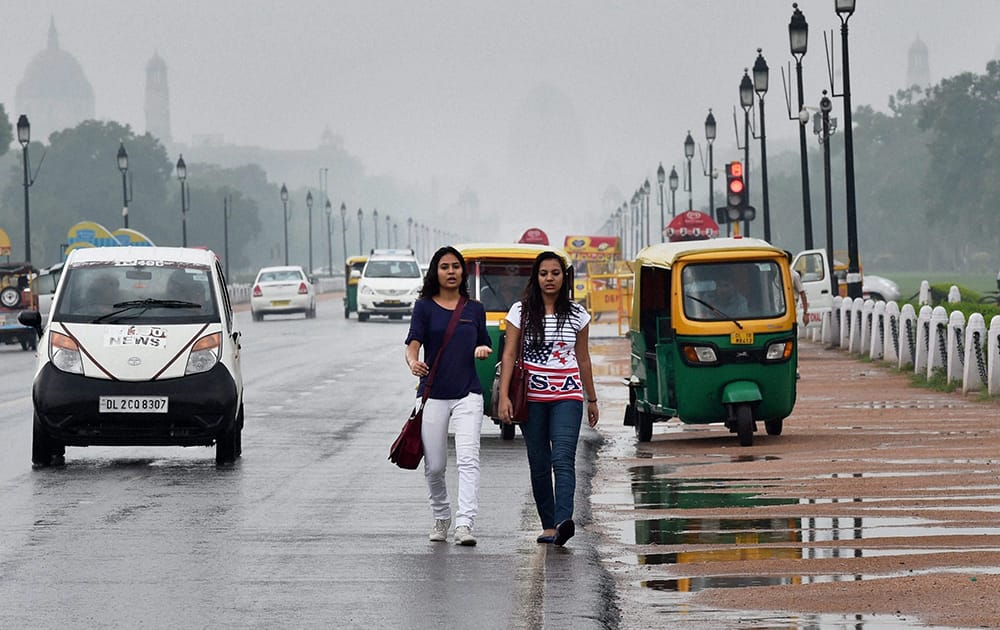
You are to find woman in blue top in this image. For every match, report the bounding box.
[405,246,492,546]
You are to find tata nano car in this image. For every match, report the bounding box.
[18,246,244,466]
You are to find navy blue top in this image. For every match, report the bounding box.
[405,298,491,399]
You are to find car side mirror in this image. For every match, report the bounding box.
[18,310,42,337]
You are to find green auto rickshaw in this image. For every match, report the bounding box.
[624,237,797,446]
[343,255,368,318]
[458,243,573,440]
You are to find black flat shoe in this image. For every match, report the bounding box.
[553,519,575,546]
[536,534,556,543]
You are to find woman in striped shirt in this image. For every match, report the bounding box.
[496,251,599,546]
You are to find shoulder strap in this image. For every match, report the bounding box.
[421,296,468,402]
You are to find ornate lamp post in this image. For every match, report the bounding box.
[683,132,695,211]
[704,110,717,217]
[176,155,188,246]
[325,199,333,276]
[789,2,814,249]
[357,208,364,254]
[753,49,772,242]
[739,69,754,235]
[117,142,131,229]
[815,91,839,297]
[339,202,348,266]
[280,184,289,265]
[836,0,862,299]
[656,163,665,242]
[372,209,379,248]
[16,115,32,263]
[407,217,413,249]
[668,166,679,219]
[642,178,651,247]
[306,191,314,273]
[385,214,391,248]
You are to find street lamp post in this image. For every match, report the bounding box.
[656,163,665,242]
[393,222,398,249]
[642,179,651,247]
[16,115,32,264]
[668,166,679,219]
[280,184,289,265]
[117,142,130,229]
[704,110,717,218]
[223,195,231,279]
[306,191,314,274]
[339,203,348,268]
[789,2,815,250]
[836,0,862,299]
[630,192,639,257]
[386,214,391,248]
[372,209,379,248]
[753,49,772,242]
[407,217,413,249]
[357,208,364,254]
[176,155,188,246]
[816,91,839,298]
[325,199,333,276]
[739,69,754,236]
[683,132,695,212]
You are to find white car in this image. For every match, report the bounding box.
[250,265,316,321]
[356,249,422,321]
[18,246,244,467]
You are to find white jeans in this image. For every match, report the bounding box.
[420,393,482,529]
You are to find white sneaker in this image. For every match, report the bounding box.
[453,525,477,546]
[429,518,451,542]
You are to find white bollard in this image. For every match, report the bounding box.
[918,280,931,306]
[945,311,966,385]
[825,296,842,345]
[848,299,864,354]
[898,304,917,369]
[914,305,933,374]
[858,299,874,355]
[870,301,885,361]
[947,285,961,303]
[988,316,1000,396]
[839,297,853,348]
[883,301,900,364]
[962,313,987,393]
[926,306,949,380]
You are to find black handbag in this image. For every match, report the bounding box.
[389,297,467,469]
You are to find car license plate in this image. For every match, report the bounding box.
[99,396,169,413]
[731,331,754,345]
[270,300,291,306]
[384,299,401,305]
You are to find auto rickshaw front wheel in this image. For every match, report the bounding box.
[765,418,783,436]
[733,404,754,447]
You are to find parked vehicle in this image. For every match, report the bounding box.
[792,249,901,332]
[343,255,368,318]
[625,238,798,446]
[458,242,573,439]
[18,246,244,466]
[250,265,316,321]
[356,249,421,321]
[0,262,38,351]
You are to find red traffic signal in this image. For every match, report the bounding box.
[726,161,745,208]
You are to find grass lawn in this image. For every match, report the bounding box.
[882,272,996,301]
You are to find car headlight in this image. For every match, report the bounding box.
[185,333,221,375]
[50,331,83,374]
[360,285,375,295]
[764,339,795,362]
[681,345,718,364]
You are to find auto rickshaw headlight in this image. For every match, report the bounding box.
[682,345,718,364]
[765,339,794,361]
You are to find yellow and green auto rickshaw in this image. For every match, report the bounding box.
[343,255,368,318]
[624,237,797,446]
[457,243,573,440]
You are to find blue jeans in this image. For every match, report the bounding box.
[520,399,583,529]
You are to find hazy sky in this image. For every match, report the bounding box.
[5,1,1000,240]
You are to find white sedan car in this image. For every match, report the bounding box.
[250,266,316,321]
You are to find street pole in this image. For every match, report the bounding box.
[357,208,364,255]
[223,195,231,279]
[642,179,651,247]
[790,3,814,249]
[656,163,665,242]
[669,167,678,219]
[819,92,837,298]
[117,142,130,229]
[739,69,754,236]
[339,203,348,269]
[326,200,333,276]
[306,191,314,274]
[280,184,289,265]
[753,50,772,242]
[705,110,717,220]
[684,132,695,212]
[837,1,862,299]
[17,116,31,264]
[176,155,188,247]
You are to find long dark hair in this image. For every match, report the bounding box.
[419,246,470,298]
[521,251,572,349]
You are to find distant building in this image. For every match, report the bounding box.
[15,18,95,140]
[145,52,172,145]
[906,35,930,89]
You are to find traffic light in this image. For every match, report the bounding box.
[726,161,745,213]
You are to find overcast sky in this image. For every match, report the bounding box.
[5,1,999,240]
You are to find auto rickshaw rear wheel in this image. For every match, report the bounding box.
[1,286,21,308]
[765,418,783,436]
[635,410,653,442]
[735,404,754,447]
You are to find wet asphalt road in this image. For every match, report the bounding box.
[0,299,617,629]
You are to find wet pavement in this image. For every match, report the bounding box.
[585,325,1000,629]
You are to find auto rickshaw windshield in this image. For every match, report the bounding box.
[681,260,787,321]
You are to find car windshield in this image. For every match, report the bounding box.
[681,260,787,321]
[258,270,304,283]
[53,262,219,324]
[475,261,533,312]
[363,260,421,279]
